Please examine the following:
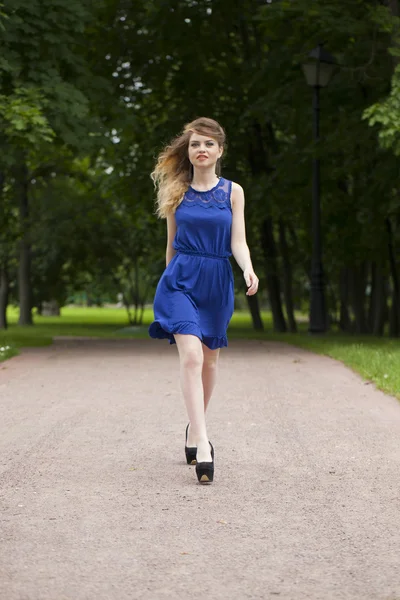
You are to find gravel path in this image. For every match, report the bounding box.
[0,338,399,600]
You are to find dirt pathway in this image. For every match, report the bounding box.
[0,339,399,600]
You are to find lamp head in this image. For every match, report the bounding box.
[302,43,337,88]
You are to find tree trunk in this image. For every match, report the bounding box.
[388,0,399,63]
[139,281,152,326]
[123,293,133,325]
[326,280,339,326]
[240,108,276,331]
[134,259,139,324]
[0,170,8,329]
[339,268,352,332]
[86,287,93,306]
[0,264,9,329]
[261,217,287,332]
[369,262,387,336]
[386,3,400,337]
[246,293,264,331]
[348,263,369,334]
[288,224,310,291]
[368,261,375,331]
[278,218,297,332]
[18,164,33,326]
[388,0,399,16]
[386,217,400,336]
[389,288,400,337]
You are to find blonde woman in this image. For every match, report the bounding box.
[149,117,259,484]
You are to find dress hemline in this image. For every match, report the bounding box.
[148,320,228,350]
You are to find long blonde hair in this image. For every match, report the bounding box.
[151,117,226,218]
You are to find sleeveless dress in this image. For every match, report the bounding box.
[148,177,234,349]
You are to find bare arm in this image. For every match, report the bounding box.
[231,182,259,295]
[166,213,177,266]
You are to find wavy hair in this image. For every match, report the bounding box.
[151,117,226,218]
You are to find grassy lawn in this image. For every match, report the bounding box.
[1,305,399,400]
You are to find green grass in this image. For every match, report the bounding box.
[1,305,399,400]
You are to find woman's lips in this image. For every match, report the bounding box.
[197,156,207,160]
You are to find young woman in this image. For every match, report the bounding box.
[149,117,259,484]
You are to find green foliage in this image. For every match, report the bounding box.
[0,0,105,148]
[364,64,400,154]
[1,0,400,336]
[0,87,55,154]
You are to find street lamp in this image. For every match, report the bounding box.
[302,43,337,334]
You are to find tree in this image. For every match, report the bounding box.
[0,0,111,325]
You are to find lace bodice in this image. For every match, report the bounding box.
[180,177,232,209]
[173,177,233,258]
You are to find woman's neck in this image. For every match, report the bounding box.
[191,168,220,190]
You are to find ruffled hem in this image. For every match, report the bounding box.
[148,320,228,350]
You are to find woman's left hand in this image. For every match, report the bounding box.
[244,269,259,296]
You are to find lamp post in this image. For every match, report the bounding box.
[302,43,337,334]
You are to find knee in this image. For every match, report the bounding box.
[203,355,219,371]
[181,348,203,371]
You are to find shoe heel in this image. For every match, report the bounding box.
[195,462,214,484]
[185,423,197,465]
[185,446,197,465]
[185,425,214,467]
[195,442,214,484]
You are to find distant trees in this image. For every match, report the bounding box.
[1,0,400,335]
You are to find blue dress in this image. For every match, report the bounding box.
[148,177,234,349]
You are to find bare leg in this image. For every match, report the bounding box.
[186,344,220,447]
[202,345,220,413]
[174,334,212,463]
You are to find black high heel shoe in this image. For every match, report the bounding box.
[185,423,197,465]
[195,442,214,484]
[185,424,214,466]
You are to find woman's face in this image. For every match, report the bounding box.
[188,132,223,169]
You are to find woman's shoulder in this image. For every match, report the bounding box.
[222,178,243,193]
[229,180,244,192]
[227,180,245,208]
